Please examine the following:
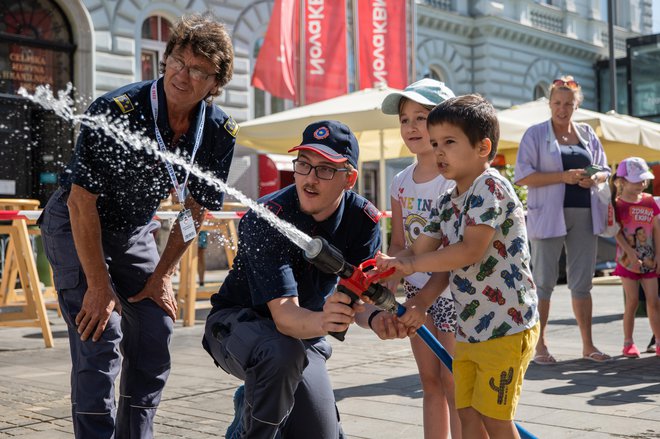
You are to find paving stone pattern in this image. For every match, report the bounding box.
[0,282,658,438]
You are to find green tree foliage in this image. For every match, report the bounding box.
[501,164,527,208]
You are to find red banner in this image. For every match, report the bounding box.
[303,0,348,103]
[356,0,407,90]
[251,0,349,105]
[251,0,298,101]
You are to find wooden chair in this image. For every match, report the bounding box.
[0,198,54,347]
[177,202,242,326]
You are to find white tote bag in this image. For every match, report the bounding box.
[596,182,619,238]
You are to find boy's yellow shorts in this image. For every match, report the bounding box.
[454,322,540,420]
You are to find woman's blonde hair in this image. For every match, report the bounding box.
[548,75,584,105]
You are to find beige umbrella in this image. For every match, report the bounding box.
[237,85,409,159]
[237,85,409,249]
[497,98,660,164]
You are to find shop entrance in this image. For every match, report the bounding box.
[0,0,75,205]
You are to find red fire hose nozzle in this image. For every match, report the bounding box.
[304,236,398,340]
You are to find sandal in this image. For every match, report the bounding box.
[532,353,557,365]
[583,351,612,362]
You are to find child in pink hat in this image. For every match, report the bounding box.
[611,157,660,358]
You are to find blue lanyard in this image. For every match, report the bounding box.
[150,80,206,203]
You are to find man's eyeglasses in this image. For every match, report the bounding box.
[552,79,579,90]
[293,159,349,180]
[166,56,215,81]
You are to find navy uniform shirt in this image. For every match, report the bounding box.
[211,185,382,320]
[60,78,236,232]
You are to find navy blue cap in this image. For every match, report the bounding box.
[288,120,359,168]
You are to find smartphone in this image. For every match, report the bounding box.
[584,164,604,176]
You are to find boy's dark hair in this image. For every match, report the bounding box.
[427,94,499,161]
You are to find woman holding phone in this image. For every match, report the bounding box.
[514,76,612,364]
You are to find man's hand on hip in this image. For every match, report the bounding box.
[128,274,178,322]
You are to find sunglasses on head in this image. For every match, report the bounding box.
[552,79,579,90]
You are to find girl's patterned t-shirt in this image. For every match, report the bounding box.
[390,163,454,292]
[422,168,539,343]
[614,193,660,274]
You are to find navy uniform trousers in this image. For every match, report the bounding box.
[203,308,344,439]
[40,188,173,438]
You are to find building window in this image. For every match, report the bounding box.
[601,0,627,27]
[534,82,549,100]
[596,60,628,114]
[424,65,446,82]
[140,15,171,80]
[600,0,609,22]
[0,0,74,94]
[252,37,290,118]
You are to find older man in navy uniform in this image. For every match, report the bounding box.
[39,14,235,439]
[203,120,408,438]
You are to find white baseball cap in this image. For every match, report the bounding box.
[381,78,455,115]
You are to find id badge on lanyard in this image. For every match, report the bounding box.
[178,209,197,242]
[150,80,206,242]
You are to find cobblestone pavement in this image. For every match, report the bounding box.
[0,281,658,438]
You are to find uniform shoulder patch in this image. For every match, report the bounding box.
[363,201,382,223]
[113,94,134,114]
[265,200,282,216]
[224,117,239,137]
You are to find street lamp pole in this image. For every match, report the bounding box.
[607,0,617,112]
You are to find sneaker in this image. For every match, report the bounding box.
[647,336,656,353]
[225,385,245,439]
[622,343,641,358]
[656,345,660,357]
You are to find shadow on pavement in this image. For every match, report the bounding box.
[334,374,422,402]
[548,313,623,326]
[23,329,69,339]
[526,356,660,406]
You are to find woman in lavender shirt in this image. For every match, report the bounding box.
[514,76,612,364]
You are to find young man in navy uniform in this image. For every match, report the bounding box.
[39,14,235,439]
[203,120,408,438]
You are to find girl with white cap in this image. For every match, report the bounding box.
[611,157,660,358]
[376,79,461,439]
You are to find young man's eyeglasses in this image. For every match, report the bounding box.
[166,56,215,81]
[552,79,579,90]
[292,159,349,180]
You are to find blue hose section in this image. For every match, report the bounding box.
[395,303,537,439]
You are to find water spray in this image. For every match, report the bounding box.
[17,84,313,251]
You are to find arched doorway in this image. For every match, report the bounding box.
[0,0,75,205]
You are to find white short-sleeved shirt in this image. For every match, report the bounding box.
[390,163,454,296]
[423,168,539,342]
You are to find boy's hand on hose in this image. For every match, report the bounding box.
[370,311,416,339]
[398,295,427,330]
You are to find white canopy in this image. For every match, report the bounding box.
[237,85,411,162]
[497,98,660,164]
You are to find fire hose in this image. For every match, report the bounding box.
[304,236,537,439]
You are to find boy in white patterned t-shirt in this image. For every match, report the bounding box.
[378,94,539,439]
